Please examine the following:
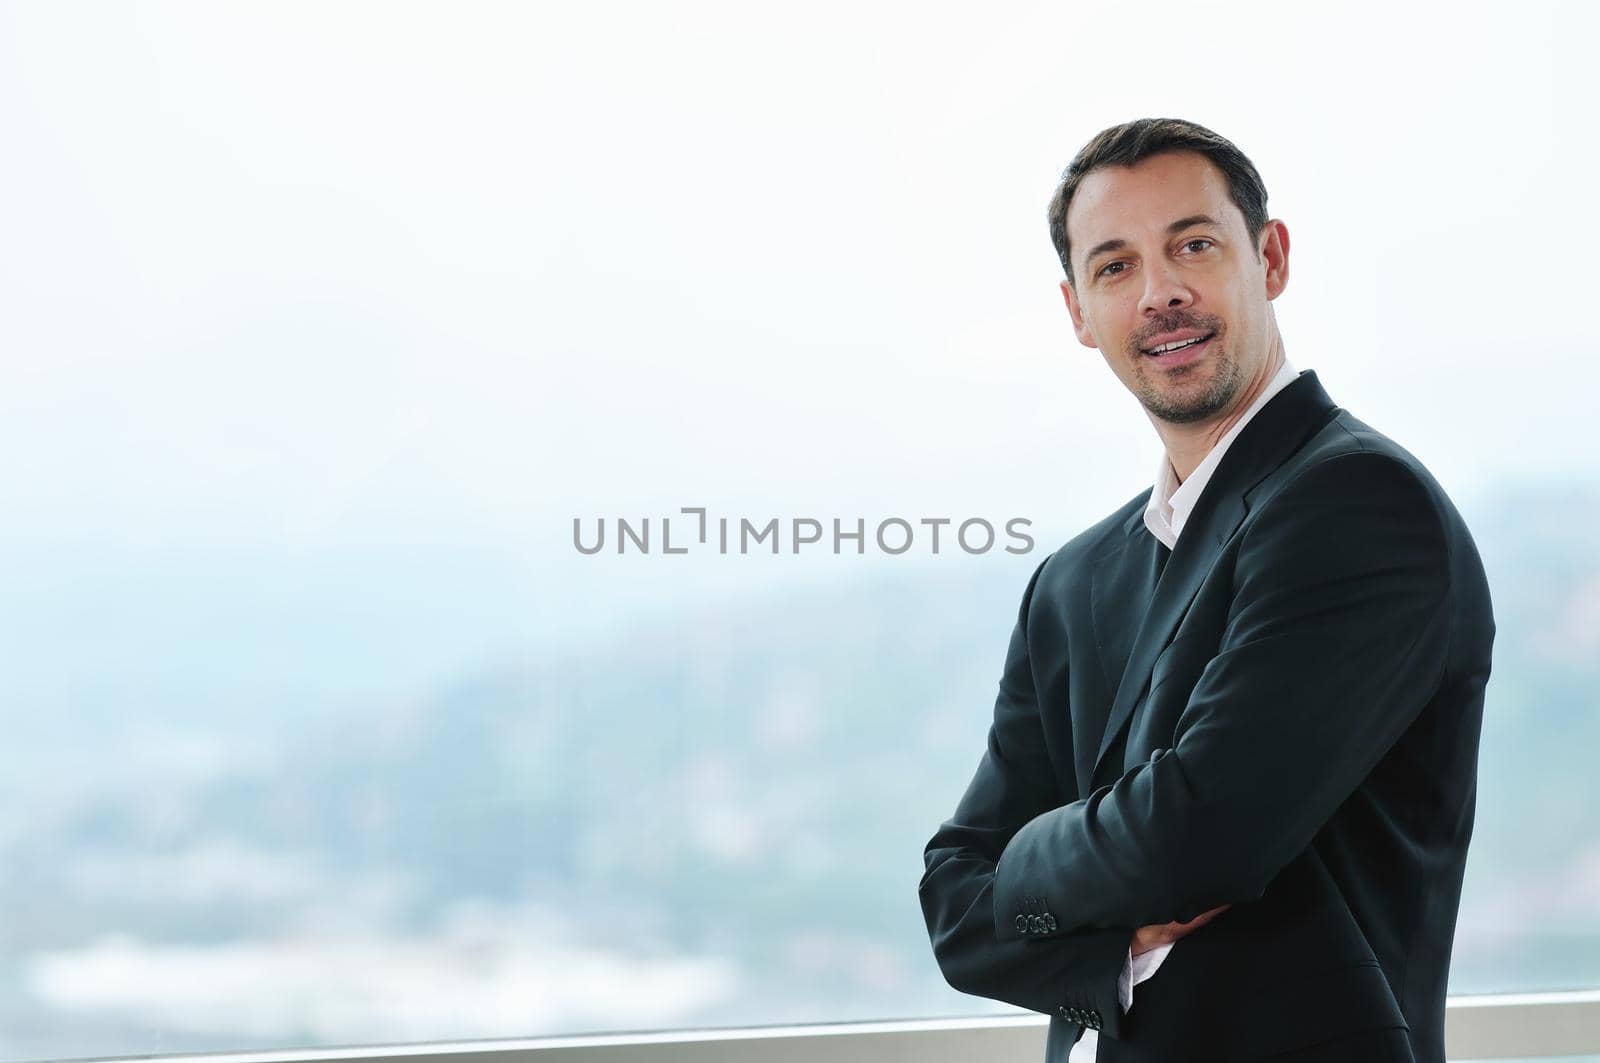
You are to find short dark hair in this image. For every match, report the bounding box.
[1048,117,1269,287]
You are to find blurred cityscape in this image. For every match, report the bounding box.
[1,481,1596,1060]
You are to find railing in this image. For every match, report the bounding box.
[74,990,1600,1063]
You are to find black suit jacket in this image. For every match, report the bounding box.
[918,371,1495,1062]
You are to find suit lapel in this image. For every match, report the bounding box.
[1082,525,1167,796]
[1089,370,1341,787]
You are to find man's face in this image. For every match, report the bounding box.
[1060,150,1288,426]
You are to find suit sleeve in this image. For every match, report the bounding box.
[919,552,1131,1037]
[991,451,1452,934]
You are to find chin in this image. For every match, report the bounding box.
[1139,373,1239,424]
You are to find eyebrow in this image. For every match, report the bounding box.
[1082,213,1221,273]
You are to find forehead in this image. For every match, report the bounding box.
[1066,150,1242,264]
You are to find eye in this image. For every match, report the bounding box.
[1096,261,1128,279]
[1181,238,1214,254]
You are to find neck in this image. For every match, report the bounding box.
[1156,334,1287,484]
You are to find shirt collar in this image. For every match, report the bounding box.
[1143,358,1299,548]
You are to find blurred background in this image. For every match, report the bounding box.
[1,0,1596,1057]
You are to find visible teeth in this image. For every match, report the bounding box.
[1149,336,1207,355]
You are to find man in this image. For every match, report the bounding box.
[917,118,1495,1062]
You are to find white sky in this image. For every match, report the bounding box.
[0,0,1594,676]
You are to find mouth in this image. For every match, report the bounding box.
[1141,331,1215,368]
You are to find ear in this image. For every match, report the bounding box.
[1260,219,1290,300]
[1060,279,1098,348]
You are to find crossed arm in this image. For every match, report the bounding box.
[920,452,1452,1020]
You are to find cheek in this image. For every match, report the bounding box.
[1094,309,1136,349]
[1080,298,1126,340]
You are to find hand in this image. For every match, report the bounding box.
[1130,903,1232,957]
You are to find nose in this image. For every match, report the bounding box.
[1139,256,1194,317]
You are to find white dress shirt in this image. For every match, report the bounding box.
[1069,358,1299,1061]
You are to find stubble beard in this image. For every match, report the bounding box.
[1131,335,1243,425]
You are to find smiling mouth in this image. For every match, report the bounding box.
[1142,332,1215,356]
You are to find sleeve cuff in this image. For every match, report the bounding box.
[1122,940,1177,1012]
